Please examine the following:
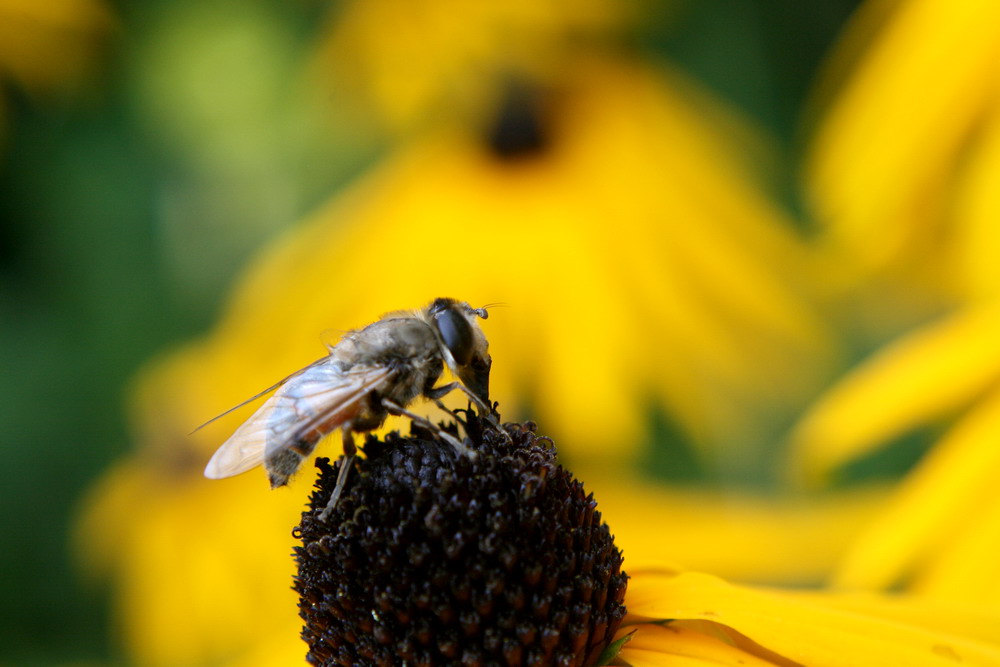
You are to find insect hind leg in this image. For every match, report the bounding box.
[382,398,476,459]
[319,425,357,521]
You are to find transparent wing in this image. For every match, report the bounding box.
[191,355,330,434]
[202,399,270,479]
[203,364,393,480]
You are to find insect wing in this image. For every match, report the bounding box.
[203,364,393,480]
[264,365,393,460]
[191,355,330,435]
[203,395,273,479]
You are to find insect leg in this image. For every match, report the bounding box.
[426,382,511,442]
[422,391,465,423]
[319,424,357,521]
[381,398,476,458]
[431,399,468,430]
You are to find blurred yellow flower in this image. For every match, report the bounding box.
[79,48,840,663]
[63,0,1000,662]
[77,459,305,667]
[137,56,832,475]
[795,0,1000,600]
[0,0,112,97]
[792,306,1000,600]
[806,0,1000,327]
[312,0,639,134]
[585,475,887,586]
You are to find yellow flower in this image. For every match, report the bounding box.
[70,0,1000,662]
[77,459,305,667]
[79,51,839,661]
[311,0,638,134]
[127,55,831,477]
[0,0,112,101]
[793,0,1000,599]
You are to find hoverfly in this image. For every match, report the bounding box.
[201,298,497,518]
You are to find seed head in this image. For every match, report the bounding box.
[293,416,627,666]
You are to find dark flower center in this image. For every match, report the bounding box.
[293,414,627,666]
[486,81,550,160]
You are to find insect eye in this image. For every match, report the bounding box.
[435,308,474,366]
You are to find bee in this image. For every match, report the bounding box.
[201,298,497,518]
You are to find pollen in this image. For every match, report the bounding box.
[293,415,628,666]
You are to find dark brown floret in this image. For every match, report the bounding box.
[293,414,627,666]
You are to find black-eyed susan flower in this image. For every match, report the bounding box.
[294,418,627,665]
[292,414,1000,666]
[793,0,1000,601]
[79,373,884,665]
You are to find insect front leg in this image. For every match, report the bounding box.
[425,382,512,442]
[319,424,357,521]
[381,398,476,459]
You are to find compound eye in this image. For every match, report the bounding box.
[435,308,474,366]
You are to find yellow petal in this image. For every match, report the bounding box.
[950,107,1000,301]
[614,623,780,667]
[913,491,1000,603]
[832,384,1000,590]
[626,571,1000,667]
[790,304,1000,482]
[788,590,1000,646]
[580,473,884,586]
[806,0,906,112]
[807,0,1000,276]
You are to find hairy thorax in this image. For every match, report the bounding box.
[335,317,445,428]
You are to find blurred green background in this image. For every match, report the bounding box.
[0,1,860,664]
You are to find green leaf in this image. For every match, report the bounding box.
[594,629,636,666]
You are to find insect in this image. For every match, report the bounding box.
[201,298,498,518]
